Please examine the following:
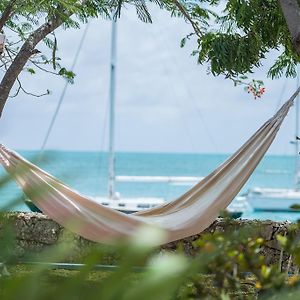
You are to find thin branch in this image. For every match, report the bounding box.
[0,58,13,68]
[6,36,52,98]
[5,33,69,79]
[9,77,21,98]
[172,0,202,37]
[2,44,13,69]
[20,86,50,98]
[30,59,60,75]
[0,15,69,116]
[0,49,14,68]
[7,38,23,46]
[3,44,16,67]
[5,44,16,57]
[9,77,50,98]
[0,0,88,117]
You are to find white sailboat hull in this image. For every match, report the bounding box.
[227,196,249,211]
[93,195,247,216]
[246,188,300,212]
[116,175,203,185]
[94,196,165,213]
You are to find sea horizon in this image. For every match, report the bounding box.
[14,148,297,158]
[1,150,299,222]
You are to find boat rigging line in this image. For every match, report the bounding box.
[39,22,90,156]
[153,24,219,153]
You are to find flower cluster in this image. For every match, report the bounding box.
[246,84,266,99]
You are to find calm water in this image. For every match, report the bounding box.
[0,151,299,222]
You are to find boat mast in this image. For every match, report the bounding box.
[108,19,117,199]
[295,70,300,190]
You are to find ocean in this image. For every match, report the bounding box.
[0,150,299,222]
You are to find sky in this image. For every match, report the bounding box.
[0,5,299,155]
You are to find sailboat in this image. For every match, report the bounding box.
[93,20,248,216]
[245,78,300,212]
[93,20,204,213]
[23,19,245,216]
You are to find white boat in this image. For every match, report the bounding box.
[95,196,165,213]
[245,78,300,212]
[94,19,247,216]
[226,196,249,217]
[25,19,244,217]
[246,187,300,211]
[93,20,205,213]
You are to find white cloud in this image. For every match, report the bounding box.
[0,6,298,154]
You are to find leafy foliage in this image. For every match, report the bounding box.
[179,0,300,79]
[2,216,300,299]
[1,172,300,300]
[1,0,292,102]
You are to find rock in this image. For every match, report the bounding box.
[0,212,296,268]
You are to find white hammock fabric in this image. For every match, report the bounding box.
[0,89,299,245]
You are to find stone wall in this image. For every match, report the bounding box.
[0,212,293,267]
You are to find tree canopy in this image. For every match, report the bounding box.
[178,0,300,80]
[0,0,184,116]
[0,0,299,117]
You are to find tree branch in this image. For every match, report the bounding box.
[278,0,300,55]
[9,77,50,98]
[30,60,59,75]
[172,0,202,37]
[0,0,88,118]
[0,15,68,116]
[0,0,17,32]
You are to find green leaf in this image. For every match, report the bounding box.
[27,68,35,75]
[276,235,287,248]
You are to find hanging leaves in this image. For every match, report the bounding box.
[180,0,300,79]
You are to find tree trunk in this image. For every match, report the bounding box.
[279,0,300,55]
[0,17,66,117]
[0,1,16,32]
[0,0,89,118]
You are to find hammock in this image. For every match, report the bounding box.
[0,88,299,245]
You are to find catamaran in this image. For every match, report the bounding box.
[93,19,203,213]
[24,19,245,216]
[245,79,300,212]
[93,20,247,216]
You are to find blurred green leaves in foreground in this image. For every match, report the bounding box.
[1,168,300,300]
[2,218,300,300]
